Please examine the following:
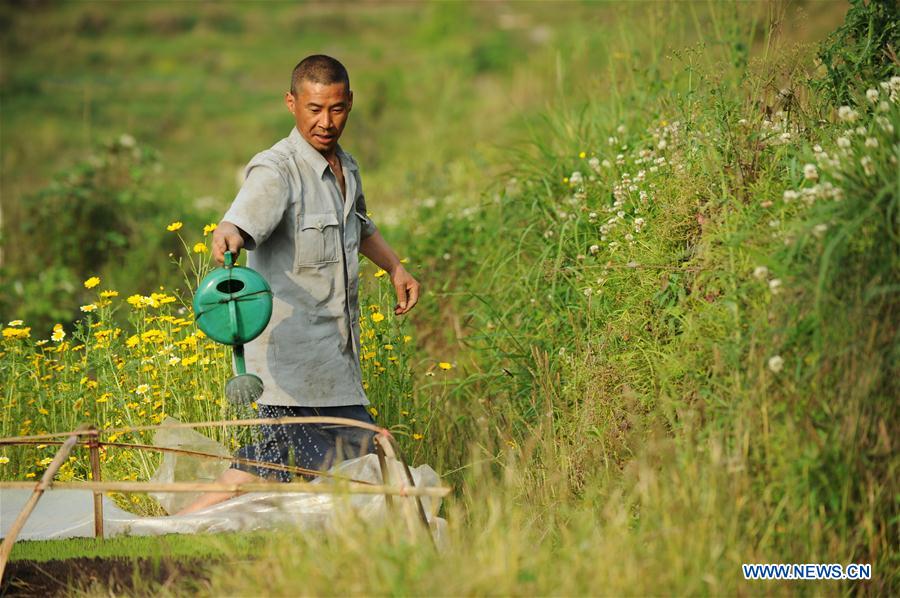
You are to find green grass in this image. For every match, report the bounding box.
[9,531,269,563]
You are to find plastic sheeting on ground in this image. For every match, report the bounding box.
[1,424,447,543]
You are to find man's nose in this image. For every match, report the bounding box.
[320,111,333,130]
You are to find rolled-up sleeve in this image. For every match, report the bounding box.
[222,164,289,250]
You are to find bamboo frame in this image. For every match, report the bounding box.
[0,417,445,583]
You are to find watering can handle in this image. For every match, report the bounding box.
[224,250,234,269]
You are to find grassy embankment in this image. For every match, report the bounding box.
[2,1,896,594]
[204,2,898,594]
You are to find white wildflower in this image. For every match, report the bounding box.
[812,223,828,238]
[118,133,136,148]
[865,137,878,148]
[767,355,784,373]
[753,266,769,280]
[589,244,599,255]
[866,88,879,103]
[583,288,593,297]
[588,157,601,172]
[783,190,799,203]
[768,278,782,294]
[657,139,667,150]
[860,156,875,176]
[837,136,851,149]
[803,164,818,180]
[569,171,583,185]
[837,106,858,122]
[877,100,890,113]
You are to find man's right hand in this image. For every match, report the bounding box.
[212,221,246,265]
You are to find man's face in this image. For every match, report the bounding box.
[285,80,353,155]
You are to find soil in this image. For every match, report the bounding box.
[1,557,212,596]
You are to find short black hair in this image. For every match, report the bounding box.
[290,55,350,95]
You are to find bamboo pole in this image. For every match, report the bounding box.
[0,438,375,485]
[85,427,104,539]
[374,434,425,538]
[0,480,450,498]
[0,416,387,444]
[0,424,87,581]
[385,434,432,531]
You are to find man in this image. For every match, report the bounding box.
[178,55,419,515]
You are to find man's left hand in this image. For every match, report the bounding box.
[390,265,420,315]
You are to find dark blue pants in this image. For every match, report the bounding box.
[231,404,376,481]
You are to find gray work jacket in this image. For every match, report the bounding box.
[222,126,377,407]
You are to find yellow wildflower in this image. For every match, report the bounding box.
[181,354,199,367]
[83,276,101,289]
[134,384,150,395]
[193,242,208,253]
[80,303,98,312]
[97,393,111,403]
[438,362,453,370]
[100,290,119,298]
[383,344,393,350]
[412,433,424,441]
[7,320,23,326]
[50,324,65,342]
[403,335,412,343]
[166,221,183,232]
[400,257,410,264]
[0,457,9,465]
[579,151,587,158]
[371,313,385,323]
[37,407,49,415]
[203,223,218,236]
[2,327,31,339]
[25,472,36,478]
[368,406,378,417]
[126,294,144,308]
[374,269,387,278]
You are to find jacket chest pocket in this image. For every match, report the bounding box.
[295,211,340,269]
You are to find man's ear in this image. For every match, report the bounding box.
[285,91,296,114]
[347,89,353,112]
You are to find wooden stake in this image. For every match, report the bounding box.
[86,427,104,540]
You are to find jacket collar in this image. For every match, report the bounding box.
[288,126,357,179]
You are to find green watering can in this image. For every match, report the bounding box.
[193,250,273,404]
